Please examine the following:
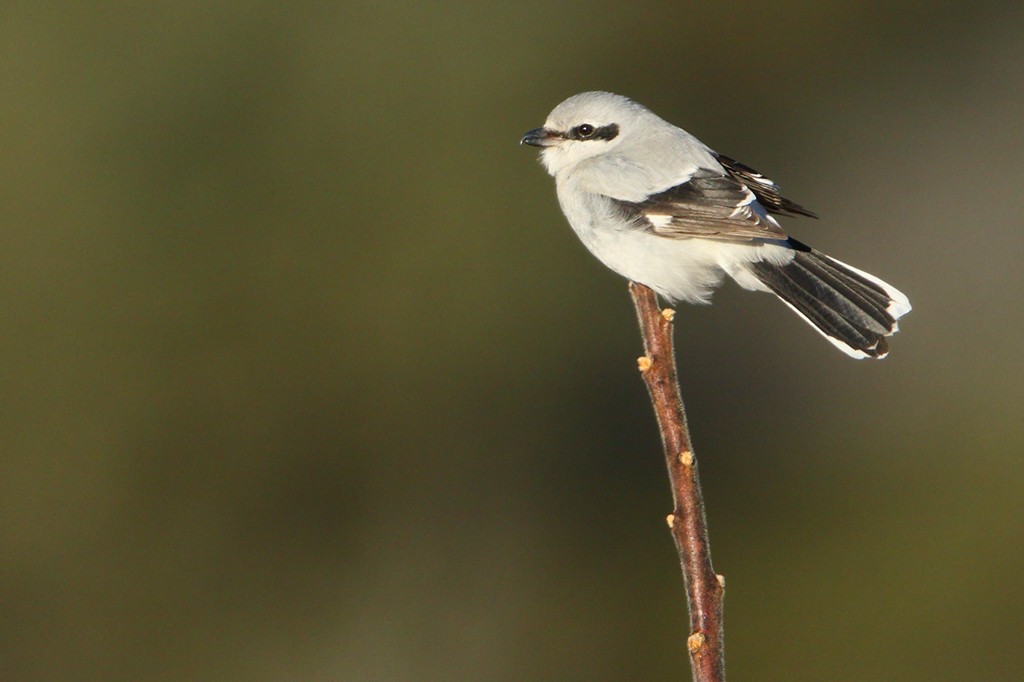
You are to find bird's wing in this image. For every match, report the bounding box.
[714,154,817,219]
[612,168,793,242]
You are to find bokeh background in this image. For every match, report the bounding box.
[3,2,1022,680]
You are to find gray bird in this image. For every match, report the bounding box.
[521,91,910,358]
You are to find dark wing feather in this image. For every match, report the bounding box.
[612,169,790,242]
[714,153,817,219]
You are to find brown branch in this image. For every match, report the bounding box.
[629,282,726,682]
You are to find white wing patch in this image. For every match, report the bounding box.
[646,214,674,229]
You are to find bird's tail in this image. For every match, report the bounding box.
[748,242,911,359]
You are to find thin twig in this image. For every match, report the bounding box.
[629,281,726,682]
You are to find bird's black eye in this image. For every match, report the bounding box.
[574,124,595,138]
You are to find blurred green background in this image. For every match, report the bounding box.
[2,2,1022,680]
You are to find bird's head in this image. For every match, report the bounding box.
[521,91,648,176]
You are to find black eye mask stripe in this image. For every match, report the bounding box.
[566,123,619,141]
[592,124,619,141]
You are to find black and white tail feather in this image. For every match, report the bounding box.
[749,240,911,359]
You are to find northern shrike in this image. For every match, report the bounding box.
[521,91,911,358]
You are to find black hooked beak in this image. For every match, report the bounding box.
[520,127,560,147]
